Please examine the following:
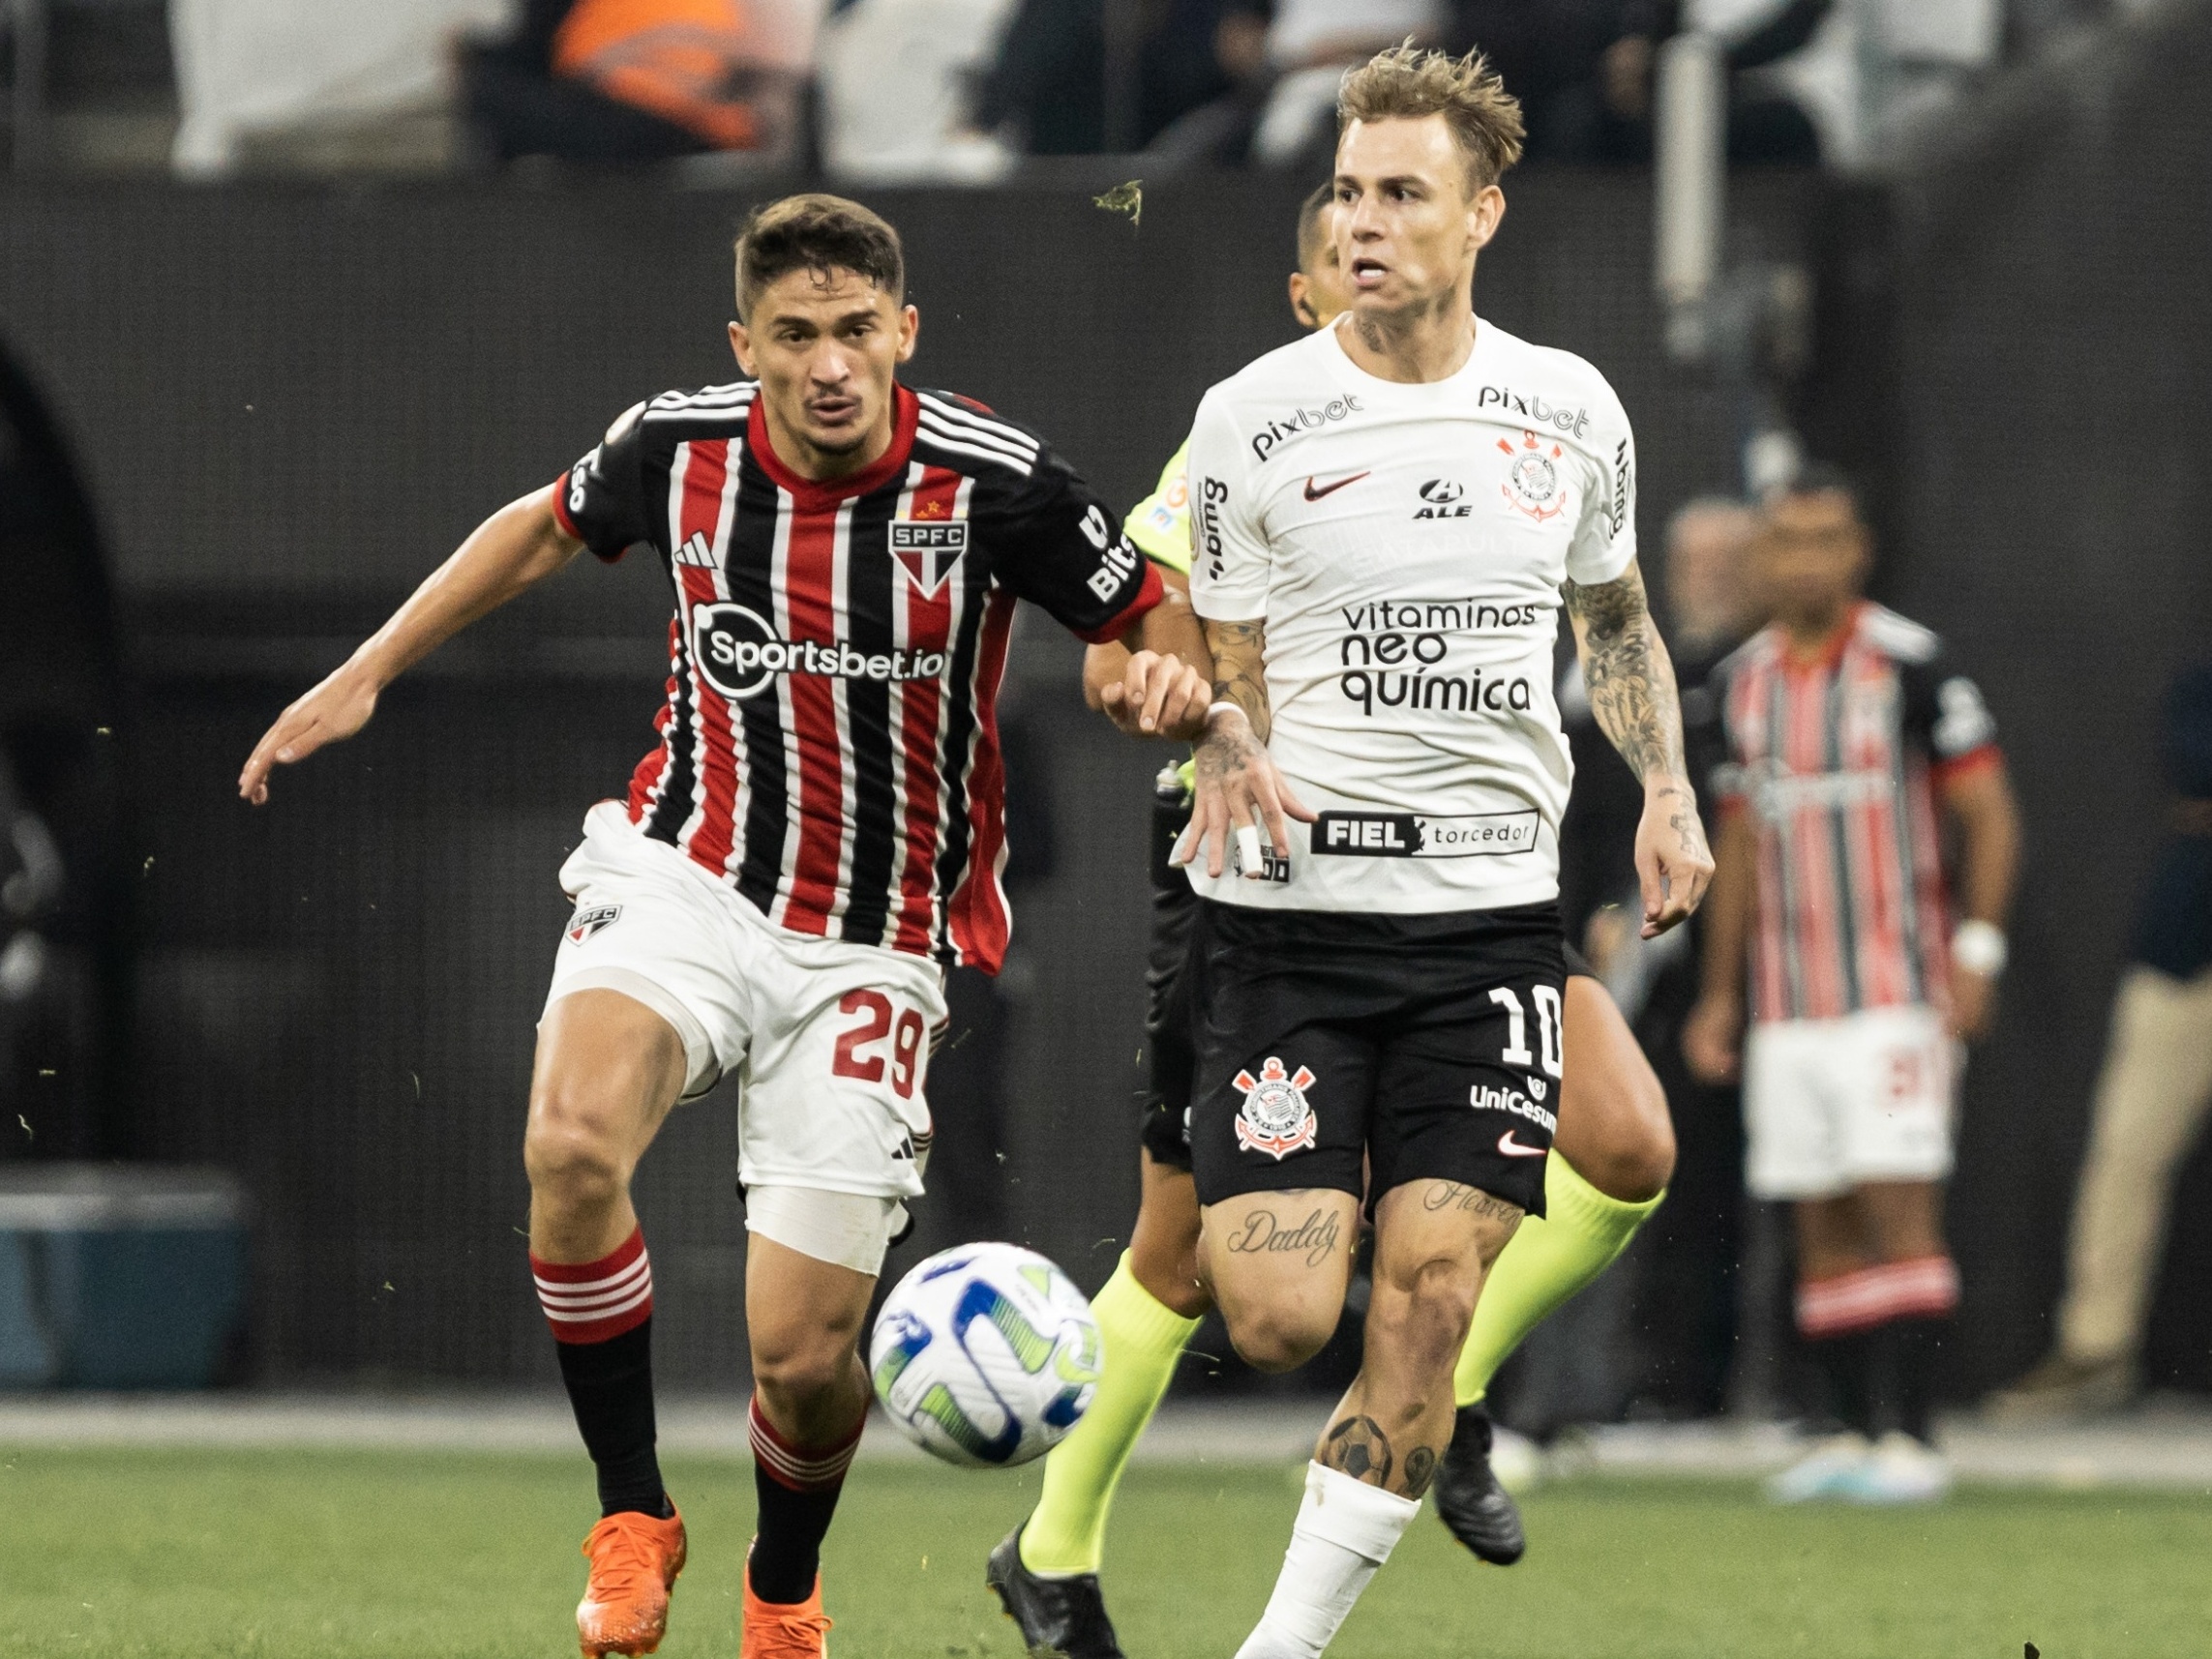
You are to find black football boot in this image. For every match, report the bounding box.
[985,1526,1126,1658]
[1431,1402,1527,1564]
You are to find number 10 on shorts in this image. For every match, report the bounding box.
[832,990,928,1100]
[1488,985,1564,1079]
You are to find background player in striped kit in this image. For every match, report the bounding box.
[986,181,1678,1659]
[1686,465,2020,1503]
[238,194,1208,1658]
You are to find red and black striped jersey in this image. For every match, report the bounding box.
[553,379,1162,973]
[1716,602,2001,1022]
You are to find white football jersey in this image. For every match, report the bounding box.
[1186,317,1637,914]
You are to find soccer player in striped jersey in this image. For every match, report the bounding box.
[238,194,1207,1659]
[1685,464,2020,1503]
[986,181,1679,1659]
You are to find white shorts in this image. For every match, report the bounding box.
[1743,1004,1958,1200]
[545,802,945,1208]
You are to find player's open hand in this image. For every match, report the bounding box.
[238,663,381,805]
[1099,650,1209,741]
[1171,706,1315,879]
[1682,988,1743,1083]
[1635,777,1714,937]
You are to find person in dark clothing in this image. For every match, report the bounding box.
[1988,662,2212,1419]
[1450,0,1830,164]
[972,0,1256,154]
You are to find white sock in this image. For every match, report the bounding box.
[1234,1462,1420,1659]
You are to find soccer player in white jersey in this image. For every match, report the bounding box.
[987,184,1681,1659]
[237,195,1207,1659]
[1176,48,1715,1658]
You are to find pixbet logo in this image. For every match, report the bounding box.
[1478,385,1589,438]
[1248,394,1364,459]
[691,603,949,700]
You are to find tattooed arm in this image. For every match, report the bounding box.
[1171,615,1317,879]
[1564,557,1716,935]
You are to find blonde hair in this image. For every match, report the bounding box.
[1336,44,1526,193]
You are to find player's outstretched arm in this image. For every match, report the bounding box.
[1172,617,1315,879]
[1089,569,1210,741]
[1565,557,1716,936]
[238,486,584,804]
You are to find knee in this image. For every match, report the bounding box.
[1222,1303,1336,1375]
[1573,1076,1676,1204]
[523,1099,628,1213]
[1368,1268,1476,1372]
[750,1334,852,1409]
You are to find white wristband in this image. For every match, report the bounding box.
[1206,700,1249,729]
[1952,920,2007,977]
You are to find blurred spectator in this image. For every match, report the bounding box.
[1249,0,1447,165]
[171,0,508,174]
[0,341,134,1159]
[971,0,1252,155]
[1987,662,2212,1420]
[1448,0,1830,164]
[817,0,1022,180]
[462,0,821,165]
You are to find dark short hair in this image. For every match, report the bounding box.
[735,193,905,322]
[1771,459,1864,518]
[1296,181,1335,272]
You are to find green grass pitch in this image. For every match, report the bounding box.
[2,1446,2207,1657]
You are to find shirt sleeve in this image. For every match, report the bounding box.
[1124,435,1194,578]
[552,400,651,563]
[1565,378,1637,587]
[1900,641,2001,782]
[988,440,1162,644]
[1186,390,1271,619]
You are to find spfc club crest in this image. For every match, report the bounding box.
[566,903,621,944]
[890,519,969,598]
[1498,430,1569,521]
[1233,1056,1319,1160]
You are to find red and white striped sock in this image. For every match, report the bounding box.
[748,1395,863,1602]
[531,1227,655,1345]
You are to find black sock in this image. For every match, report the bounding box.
[1891,1315,1951,1445]
[555,1319,670,1518]
[747,1396,859,1603]
[1808,1330,1874,1437]
[749,1466,846,1602]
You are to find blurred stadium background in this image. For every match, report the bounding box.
[1,1,2210,1652]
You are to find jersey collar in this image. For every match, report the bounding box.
[745,382,919,509]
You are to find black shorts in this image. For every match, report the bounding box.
[1188,901,1567,1217]
[1140,785,1202,1171]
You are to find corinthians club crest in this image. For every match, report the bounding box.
[1233,1056,1319,1160]
[1498,430,1570,521]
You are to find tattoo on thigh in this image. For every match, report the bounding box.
[1224,1205,1341,1267]
[1403,1445,1438,1498]
[1321,1415,1393,1486]
[1420,1182,1525,1224]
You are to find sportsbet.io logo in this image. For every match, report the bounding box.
[691,602,950,701]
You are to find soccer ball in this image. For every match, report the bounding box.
[869,1242,1103,1468]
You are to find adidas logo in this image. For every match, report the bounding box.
[675,531,716,569]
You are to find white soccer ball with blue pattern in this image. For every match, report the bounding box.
[869,1242,1103,1468]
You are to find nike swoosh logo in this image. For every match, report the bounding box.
[1303,471,1369,501]
[1497,1131,1547,1158]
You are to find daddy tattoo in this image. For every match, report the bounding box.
[1224,1205,1342,1267]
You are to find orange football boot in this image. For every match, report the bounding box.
[576,1506,688,1657]
[740,1563,833,1658]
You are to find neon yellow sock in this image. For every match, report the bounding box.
[1019,1254,1201,1577]
[1453,1155,1664,1408]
